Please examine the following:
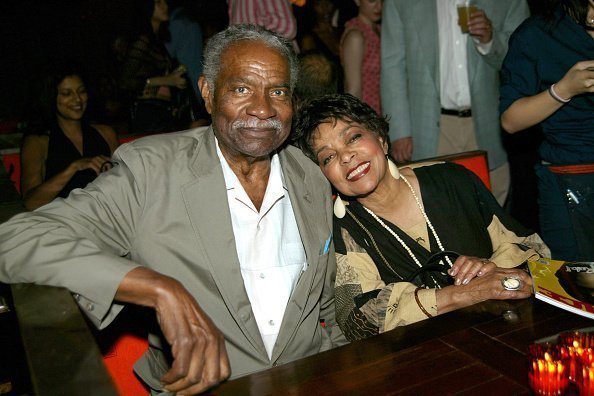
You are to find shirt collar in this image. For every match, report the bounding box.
[215,136,287,206]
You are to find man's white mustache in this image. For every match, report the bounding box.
[232,120,283,130]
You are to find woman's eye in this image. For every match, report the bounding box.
[322,154,335,166]
[349,133,362,143]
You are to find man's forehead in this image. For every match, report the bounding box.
[222,40,285,62]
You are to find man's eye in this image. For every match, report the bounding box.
[271,89,287,96]
[234,87,248,94]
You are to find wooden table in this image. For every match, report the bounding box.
[213,298,592,395]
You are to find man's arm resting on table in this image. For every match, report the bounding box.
[116,267,230,394]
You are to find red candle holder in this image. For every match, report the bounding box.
[528,351,569,395]
[578,363,594,395]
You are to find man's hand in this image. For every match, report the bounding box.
[390,137,413,163]
[468,8,493,44]
[116,267,231,394]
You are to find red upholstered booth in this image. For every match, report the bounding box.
[404,150,491,190]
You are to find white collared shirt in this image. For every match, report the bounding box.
[437,0,492,110]
[216,138,306,359]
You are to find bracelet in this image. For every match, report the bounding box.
[414,287,434,318]
[548,84,571,104]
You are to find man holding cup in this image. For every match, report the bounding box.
[381,0,529,206]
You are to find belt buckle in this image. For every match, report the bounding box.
[458,109,471,117]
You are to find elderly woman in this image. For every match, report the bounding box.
[293,94,549,341]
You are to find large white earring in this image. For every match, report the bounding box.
[388,157,400,180]
[333,194,346,218]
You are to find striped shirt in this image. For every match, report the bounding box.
[228,0,297,40]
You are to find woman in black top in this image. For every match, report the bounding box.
[21,68,119,210]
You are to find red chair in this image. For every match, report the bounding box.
[102,334,149,395]
[404,150,491,190]
[1,149,21,194]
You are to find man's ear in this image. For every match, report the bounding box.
[198,76,213,115]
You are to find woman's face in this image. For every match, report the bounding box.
[357,0,383,24]
[56,75,88,122]
[152,0,169,22]
[312,118,389,197]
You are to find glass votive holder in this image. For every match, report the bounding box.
[528,352,569,395]
[578,363,594,395]
[559,344,583,383]
[560,331,594,349]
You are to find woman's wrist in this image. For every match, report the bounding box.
[548,83,571,104]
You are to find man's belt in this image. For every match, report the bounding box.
[441,108,472,118]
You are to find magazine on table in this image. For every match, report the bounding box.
[528,258,594,320]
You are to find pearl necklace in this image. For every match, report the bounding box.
[362,174,453,274]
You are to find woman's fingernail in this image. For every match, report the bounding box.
[455,278,461,286]
[463,278,469,285]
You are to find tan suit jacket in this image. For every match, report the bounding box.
[0,126,346,389]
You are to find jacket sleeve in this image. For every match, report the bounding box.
[334,226,437,341]
[380,0,412,142]
[0,144,147,329]
[476,0,529,70]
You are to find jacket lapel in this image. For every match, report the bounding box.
[181,128,267,355]
[415,0,440,92]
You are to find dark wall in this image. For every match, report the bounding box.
[0,0,228,121]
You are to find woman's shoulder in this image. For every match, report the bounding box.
[409,161,469,179]
[90,123,119,152]
[21,132,49,158]
[509,14,552,44]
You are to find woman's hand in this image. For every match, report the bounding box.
[448,255,496,286]
[554,60,594,99]
[437,267,533,315]
[71,155,112,175]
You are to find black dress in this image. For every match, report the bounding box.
[44,122,111,198]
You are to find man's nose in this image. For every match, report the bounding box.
[246,93,276,119]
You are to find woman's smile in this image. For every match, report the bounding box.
[346,161,371,181]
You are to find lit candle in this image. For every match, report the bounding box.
[528,352,569,395]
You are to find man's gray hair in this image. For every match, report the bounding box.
[202,24,299,91]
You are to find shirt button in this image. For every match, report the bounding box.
[269,320,275,326]
[260,273,265,279]
[86,303,94,311]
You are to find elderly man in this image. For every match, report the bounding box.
[0,25,346,394]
